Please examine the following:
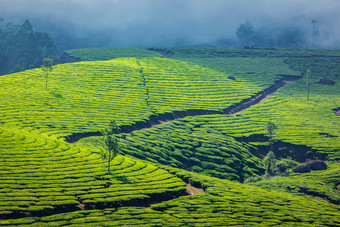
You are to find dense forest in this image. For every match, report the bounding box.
[0,19,56,75]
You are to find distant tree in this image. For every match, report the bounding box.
[263,151,276,174]
[311,19,319,47]
[236,20,255,47]
[266,121,277,150]
[101,121,120,173]
[22,19,33,32]
[277,28,306,48]
[42,58,53,90]
[306,69,311,101]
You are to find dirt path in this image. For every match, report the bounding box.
[186,184,205,195]
[230,80,294,116]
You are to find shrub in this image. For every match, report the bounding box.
[275,158,298,173]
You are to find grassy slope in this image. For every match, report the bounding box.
[1,169,339,226]
[0,58,152,137]
[0,125,187,217]
[1,47,340,225]
[80,120,264,182]
[251,162,340,204]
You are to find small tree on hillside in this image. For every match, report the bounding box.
[42,58,53,90]
[263,151,276,174]
[101,120,120,173]
[311,19,319,47]
[266,121,277,151]
[306,69,311,101]
[236,20,255,47]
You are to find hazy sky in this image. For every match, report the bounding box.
[1,0,340,47]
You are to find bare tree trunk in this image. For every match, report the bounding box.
[45,72,48,90]
[307,69,310,101]
[108,152,111,172]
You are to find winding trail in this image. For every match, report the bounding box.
[230,80,295,116]
[66,75,300,143]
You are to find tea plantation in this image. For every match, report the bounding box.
[1,47,339,225]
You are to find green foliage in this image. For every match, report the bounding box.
[101,121,120,172]
[275,158,298,173]
[0,47,340,225]
[0,19,56,75]
[251,162,340,204]
[266,121,277,151]
[42,58,53,70]
[157,48,340,161]
[263,151,276,174]
[81,120,264,181]
[0,57,259,138]
[236,20,255,46]
[266,121,277,138]
[151,168,340,226]
[1,168,339,226]
[0,124,187,217]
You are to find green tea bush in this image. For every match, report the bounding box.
[0,125,186,218]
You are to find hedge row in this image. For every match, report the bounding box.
[80,120,264,182]
[0,125,186,218]
[1,168,339,226]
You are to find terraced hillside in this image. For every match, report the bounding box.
[1,47,340,225]
[153,47,340,160]
[1,56,295,138]
[0,125,187,219]
[81,121,264,182]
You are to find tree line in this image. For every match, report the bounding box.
[0,19,57,75]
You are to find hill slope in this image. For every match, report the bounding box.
[1,47,340,225]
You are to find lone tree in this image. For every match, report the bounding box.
[42,58,53,90]
[263,151,276,174]
[236,20,255,47]
[311,19,319,46]
[101,120,120,173]
[306,69,311,101]
[266,121,277,151]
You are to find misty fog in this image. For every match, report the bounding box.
[1,0,340,49]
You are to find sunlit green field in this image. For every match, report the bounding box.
[1,47,339,225]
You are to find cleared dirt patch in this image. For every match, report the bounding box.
[186,184,205,195]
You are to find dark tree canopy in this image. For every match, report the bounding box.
[236,20,255,46]
[22,19,33,32]
[0,19,56,75]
